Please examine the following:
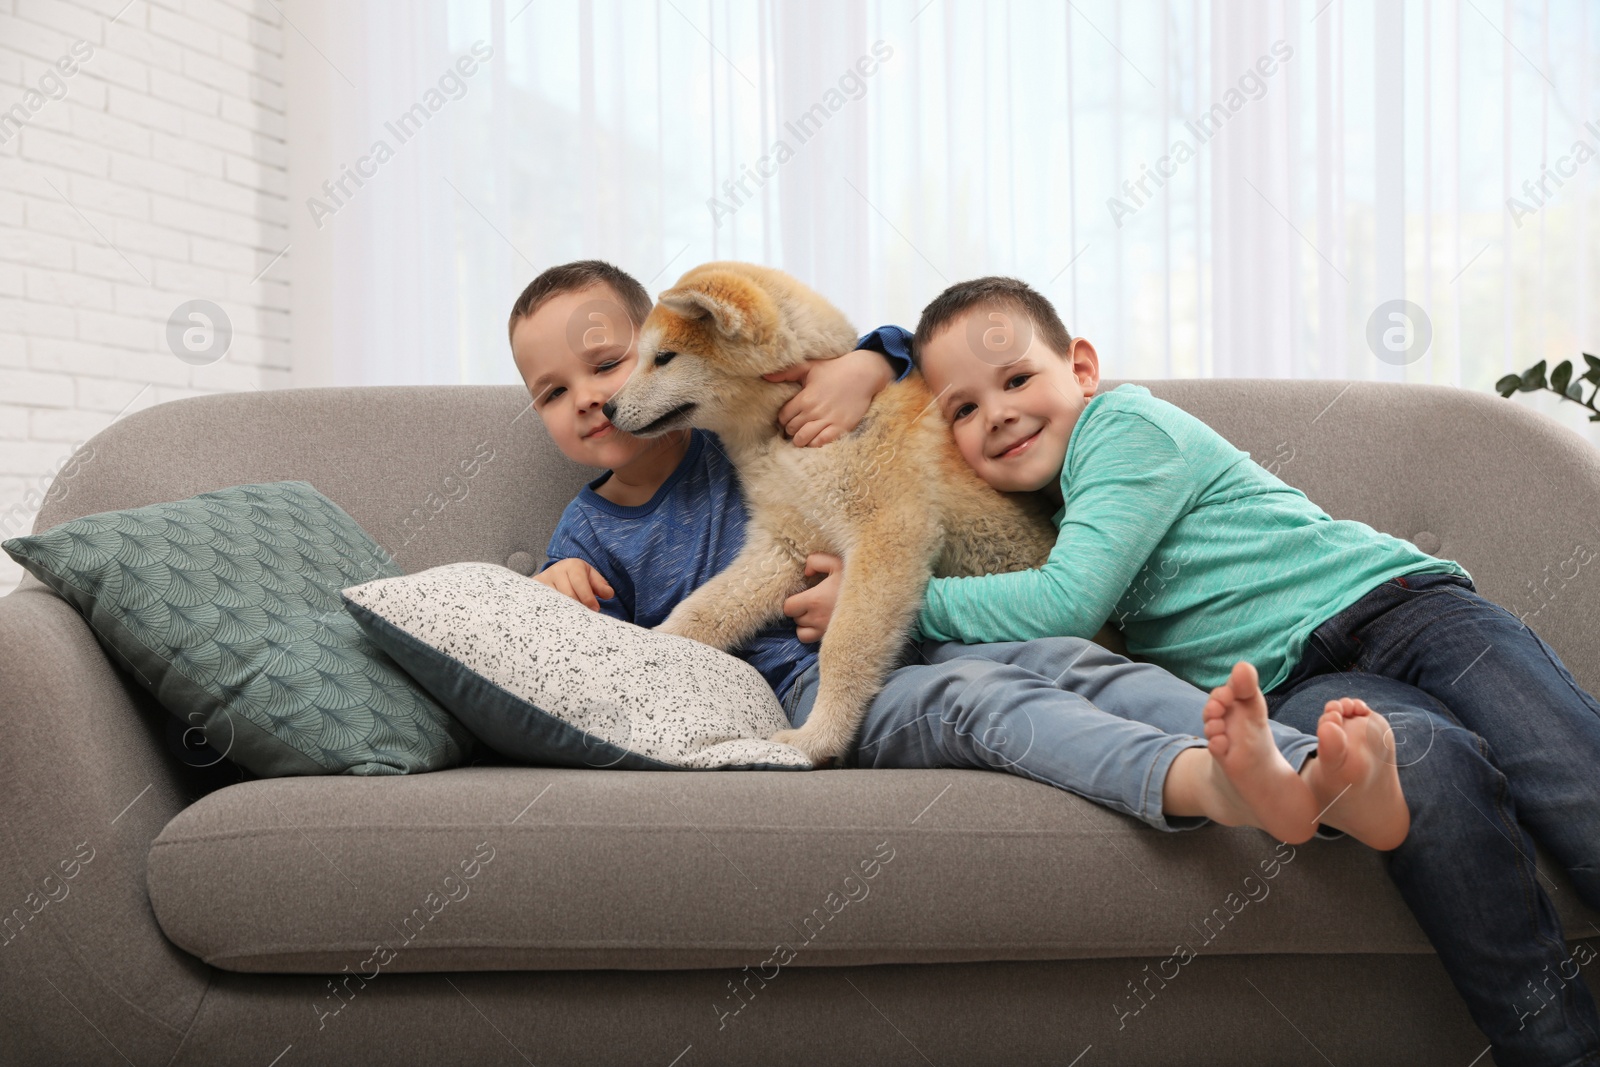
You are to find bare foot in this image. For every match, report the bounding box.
[1301,698,1411,850]
[1198,661,1320,844]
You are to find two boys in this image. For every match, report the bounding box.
[510,259,1600,1065]
[510,259,1392,840]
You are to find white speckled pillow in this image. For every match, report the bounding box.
[340,562,812,771]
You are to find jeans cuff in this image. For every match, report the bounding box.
[1281,735,1319,773]
[1142,734,1211,832]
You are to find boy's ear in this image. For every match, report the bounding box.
[1067,336,1101,394]
[658,270,775,343]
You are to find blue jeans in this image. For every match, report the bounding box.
[781,635,1320,832]
[1265,571,1600,1067]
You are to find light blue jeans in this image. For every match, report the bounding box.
[781,636,1321,831]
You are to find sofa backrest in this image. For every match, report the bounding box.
[30,384,590,590]
[29,379,1600,691]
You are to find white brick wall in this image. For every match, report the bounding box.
[0,0,290,595]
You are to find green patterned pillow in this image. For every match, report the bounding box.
[2,481,477,776]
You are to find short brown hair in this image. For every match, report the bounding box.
[911,276,1073,367]
[506,260,653,345]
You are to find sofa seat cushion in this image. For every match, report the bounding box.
[143,764,1600,974]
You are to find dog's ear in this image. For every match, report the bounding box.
[658,271,775,343]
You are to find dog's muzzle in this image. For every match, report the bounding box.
[605,400,697,437]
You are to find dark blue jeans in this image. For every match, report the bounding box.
[1266,571,1600,1067]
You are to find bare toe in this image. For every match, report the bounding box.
[1305,708,1410,850]
[1206,663,1317,843]
[1229,660,1263,700]
[1315,708,1349,768]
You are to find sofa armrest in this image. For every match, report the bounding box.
[0,585,212,1065]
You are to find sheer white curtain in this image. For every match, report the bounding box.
[304,0,1600,436]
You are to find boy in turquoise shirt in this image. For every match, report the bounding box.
[899,275,1600,1066]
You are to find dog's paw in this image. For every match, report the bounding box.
[769,726,842,768]
[655,608,710,643]
[653,614,688,637]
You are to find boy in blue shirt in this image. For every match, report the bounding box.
[507,259,1409,854]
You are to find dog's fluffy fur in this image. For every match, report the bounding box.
[603,262,1059,766]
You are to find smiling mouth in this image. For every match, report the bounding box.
[993,429,1040,460]
[635,402,698,436]
[584,422,615,440]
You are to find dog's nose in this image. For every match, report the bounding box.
[601,401,616,420]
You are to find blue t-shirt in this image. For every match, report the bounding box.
[539,326,914,704]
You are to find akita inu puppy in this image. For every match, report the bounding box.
[602,262,1058,767]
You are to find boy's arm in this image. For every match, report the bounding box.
[917,412,1200,643]
[538,512,633,623]
[851,324,914,382]
[535,558,614,611]
[765,324,914,446]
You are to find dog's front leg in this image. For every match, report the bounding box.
[656,525,806,652]
[769,522,936,767]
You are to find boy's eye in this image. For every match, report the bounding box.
[654,350,677,367]
[544,386,565,403]
[952,402,976,420]
[1006,373,1030,389]
[595,361,620,373]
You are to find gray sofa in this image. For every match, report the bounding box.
[2,379,1597,1067]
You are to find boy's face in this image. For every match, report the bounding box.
[919,305,1100,493]
[512,283,649,468]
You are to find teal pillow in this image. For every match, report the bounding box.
[3,481,477,776]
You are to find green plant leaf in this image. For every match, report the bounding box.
[1590,412,1600,422]
[1584,368,1600,385]
[1568,383,1585,401]
[1551,360,1573,393]
[1496,374,1523,397]
[1520,360,1548,392]
[1585,353,1600,373]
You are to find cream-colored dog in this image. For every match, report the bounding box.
[602,262,1058,767]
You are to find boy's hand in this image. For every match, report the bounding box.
[782,553,844,643]
[762,347,894,447]
[533,558,614,611]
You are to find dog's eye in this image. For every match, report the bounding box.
[654,350,677,367]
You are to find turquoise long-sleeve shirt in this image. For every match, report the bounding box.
[916,384,1469,691]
